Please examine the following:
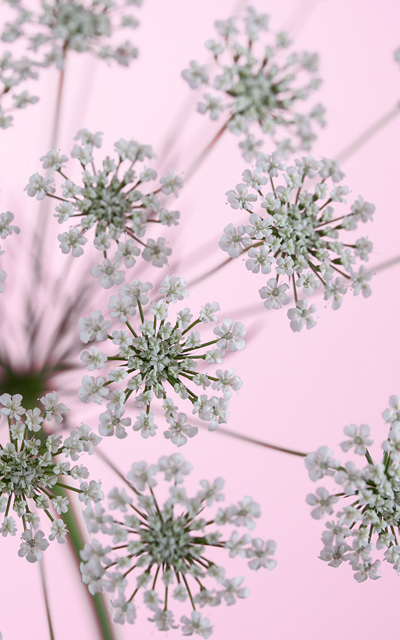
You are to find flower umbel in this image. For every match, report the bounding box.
[80,454,277,633]
[305,396,400,582]
[25,130,183,275]
[0,392,103,561]
[221,154,374,330]
[182,6,325,160]
[2,0,143,70]
[79,275,245,446]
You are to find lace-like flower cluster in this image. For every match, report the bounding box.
[0,210,20,293]
[0,50,39,129]
[0,392,103,562]
[80,454,276,634]
[2,0,143,70]
[25,130,183,273]
[78,275,245,446]
[305,396,400,583]
[220,154,374,331]
[182,6,324,161]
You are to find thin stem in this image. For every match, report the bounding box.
[365,448,374,465]
[55,482,82,494]
[5,493,12,517]
[50,484,117,640]
[292,273,298,303]
[185,115,233,180]
[50,52,68,149]
[126,321,138,338]
[137,300,145,324]
[182,339,219,352]
[335,104,400,163]
[329,263,351,280]
[209,425,308,457]
[33,52,68,283]
[181,573,196,611]
[39,560,55,640]
[185,257,233,290]
[152,565,161,591]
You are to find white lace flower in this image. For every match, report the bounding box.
[182,7,324,159]
[0,393,102,561]
[26,131,183,274]
[221,155,374,330]
[306,397,400,582]
[2,0,143,74]
[79,275,245,444]
[245,539,277,570]
[287,298,317,332]
[80,454,276,633]
[181,612,213,638]
[91,258,125,290]
[340,424,373,455]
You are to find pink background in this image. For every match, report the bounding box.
[1,0,400,638]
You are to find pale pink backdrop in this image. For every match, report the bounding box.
[1,0,400,638]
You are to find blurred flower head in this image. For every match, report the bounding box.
[182,6,325,160]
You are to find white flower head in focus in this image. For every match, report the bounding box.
[80,454,277,633]
[78,275,245,445]
[305,396,400,582]
[221,154,374,331]
[25,131,183,279]
[0,392,103,562]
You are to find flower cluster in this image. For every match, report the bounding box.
[0,392,103,562]
[25,130,184,273]
[0,50,39,129]
[78,275,246,446]
[2,0,143,70]
[0,210,20,293]
[182,6,324,161]
[220,154,374,331]
[305,396,400,582]
[80,454,276,634]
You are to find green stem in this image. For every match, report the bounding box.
[51,485,117,640]
[181,573,196,611]
[335,104,400,163]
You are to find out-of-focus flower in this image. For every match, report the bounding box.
[182,6,325,160]
[220,154,374,331]
[0,0,143,127]
[78,275,245,445]
[0,51,40,129]
[1,0,143,69]
[80,454,276,632]
[305,396,400,582]
[0,210,19,293]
